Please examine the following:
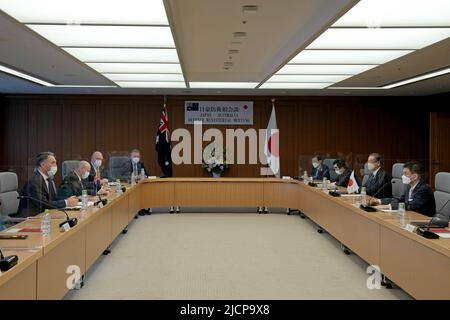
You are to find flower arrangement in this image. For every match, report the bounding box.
[202,145,229,177]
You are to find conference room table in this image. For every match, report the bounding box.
[0,178,449,300]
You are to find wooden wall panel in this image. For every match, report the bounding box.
[0,95,433,189]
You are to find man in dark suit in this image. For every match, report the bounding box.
[310,155,330,181]
[17,152,78,218]
[58,161,109,199]
[371,161,436,217]
[120,149,149,182]
[88,151,109,192]
[363,153,392,198]
[331,159,352,187]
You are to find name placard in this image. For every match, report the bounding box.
[185,101,253,125]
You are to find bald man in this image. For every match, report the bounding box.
[88,151,109,189]
[58,161,109,199]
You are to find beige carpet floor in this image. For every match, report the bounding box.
[64,213,411,300]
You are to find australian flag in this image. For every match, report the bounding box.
[156,105,173,177]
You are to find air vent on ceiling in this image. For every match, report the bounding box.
[242,5,258,13]
[233,32,247,38]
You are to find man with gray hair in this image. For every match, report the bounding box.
[17,152,78,217]
[59,160,110,199]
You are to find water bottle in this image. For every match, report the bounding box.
[41,209,51,236]
[322,177,328,192]
[81,189,88,210]
[303,170,308,184]
[360,187,367,205]
[131,173,136,186]
[116,179,123,195]
[140,168,146,180]
[398,202,406,227]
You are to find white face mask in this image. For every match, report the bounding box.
[82,171,90,179]
[312,162,319,169]
[94,160,102,168]
[335,169,343,175]
[367,163,376,171]
[132,157,140,164]
[402,175,411,185]
[48,166,58,177]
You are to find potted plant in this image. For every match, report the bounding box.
[202,145,229,177]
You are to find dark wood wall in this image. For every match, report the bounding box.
[0,95,432,188]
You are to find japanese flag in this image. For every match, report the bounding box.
[347,170,359,194]
[264,104,280,178]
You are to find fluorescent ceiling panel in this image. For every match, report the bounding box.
[0,64,53,86]
[117,82,186,88]
[103,73,185,82]
[383,67,450,89]
[333,0,450,27]
[308,28,450,50]
[0,0,169,25]
[27,25,175,48]
[260,83,332,89]
[290,50,413,65]
[63,48,179,63]
[268,74,352,83]
[189,82,258,89]
[277,64,376,75]
[87,63,182,73]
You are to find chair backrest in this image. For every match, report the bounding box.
[109,156,130,181]
[62,160,80,179]
[434,172,450,221]
[0,172,20,217]
[391,163,406,199]
[323,158,337,181]
[361,162,371,186]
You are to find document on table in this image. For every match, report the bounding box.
[65,201,94,210]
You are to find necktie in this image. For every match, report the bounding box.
[47,178,57,201]
[133,164,138,176]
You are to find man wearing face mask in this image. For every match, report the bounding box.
[58,161,110,199]
[330,159,352,187]
[362,153,392,198]
[371,161,436,217]
[310,155,330,181]
[121,149,149,182]
[17,152,78,217]
[88,151,109,191]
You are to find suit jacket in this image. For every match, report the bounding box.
[363,168,392,198]
[381,180,436,217]
[58,171,93,199]
[88,164,109,184]
[311,165,330,181]
[17,170,66,218]
[332,168,352,187]
[119,159,149,181]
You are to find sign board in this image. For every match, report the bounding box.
[185,101,253,125]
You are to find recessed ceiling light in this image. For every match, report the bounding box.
[117,81,186,88]
[63,48,179,63]
[277,64,376,75]
[291,50,413,65]
[87,63,182,73]
[190,82,258,89]
[102,73,184,82]
[27,25,176,48]
[383,67,450,89]
[260,83,332,89]
[333,0,450,27]
[308,28,450,50]
[228,49,240,54]
[0,0,169,25]
[0,64,54,86]
[268,74,352,83]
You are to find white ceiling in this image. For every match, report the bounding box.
[0,0,449,96]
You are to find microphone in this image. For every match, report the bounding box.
[360,180,396,212]
[0,248,18,272]
[18,195,78,228]
[94,194,108,207]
